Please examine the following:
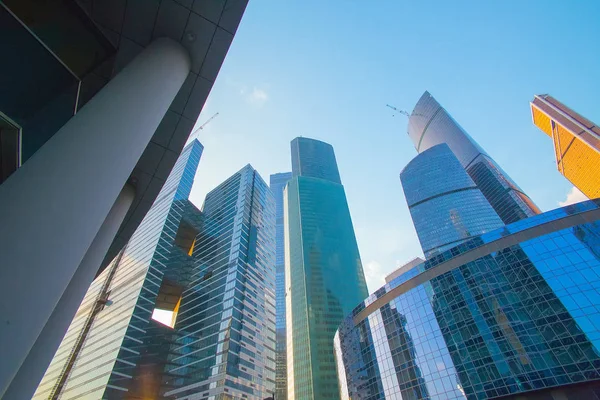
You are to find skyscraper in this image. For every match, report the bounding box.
[34,140,204,399]
[530,94,600,199]
[408,91,540,224]
[335,201,600,400]
[285,137,368,399]
[270,172,293,400]
[291,137,342,184]
[400,143,504,258]
[333,92,600,400]
[166,164,276,399]
[34,154,277,400]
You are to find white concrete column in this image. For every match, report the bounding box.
[3,184,135,400]
[0,38,191,396]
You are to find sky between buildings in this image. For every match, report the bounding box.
[187,0,600,293]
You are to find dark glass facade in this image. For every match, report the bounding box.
[270,172,293,400]
[285,137,368,399]
[0,1,115,175]
[407,91,540,224]
[401,143,504,258]
[335,201,600,400]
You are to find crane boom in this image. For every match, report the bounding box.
[386,104,410,117]
[189,112,219,140]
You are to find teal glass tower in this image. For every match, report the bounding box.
[285,137,368,400]
[270,172,293,400]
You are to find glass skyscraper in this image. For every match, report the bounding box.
[530,94,600,200]
[334,92,600,399]
[166,164,276,399]
[408,91,540,224]
[285,137,369,399]
[401,143,504,258]
[291,137,342,184]
[270,172,293,400]
[34,150,277,399]
[34,140,204,399]
[335,201,600,400]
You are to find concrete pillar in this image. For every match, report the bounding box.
[3,184,135,400]
[0,38,191,396]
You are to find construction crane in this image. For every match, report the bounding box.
[386,104,411,117]
[189,112,219,141]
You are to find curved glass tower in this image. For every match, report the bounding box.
[286,137,368,400]
[408,91,540,224]
[401,144,504,258]
[335,201,600,400]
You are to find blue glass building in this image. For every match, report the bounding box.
[34,151,277,400]
[408,91,540,224]
[165,164,276,399]
[34,140,204,399]
[401,144,504,258]
[285,137,369,399]
[270,172,293,400]
[335,201,600,400]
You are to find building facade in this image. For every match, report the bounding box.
[166,164,277,399]
[0,2,248,396]
[34,140,204,399]
[285,137,369,399]
[34,155,278,400]
[385,258,424,284]
[530,94,600,200]
[408,91,540,224]
[335,200,600,400]
[291,137,342,184]
[401,143,504,258]
[270,172,293,400]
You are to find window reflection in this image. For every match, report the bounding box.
[336,208,600,399]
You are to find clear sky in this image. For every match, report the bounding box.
[188,0,600,293]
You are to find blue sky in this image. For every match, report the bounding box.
[188,0,600,292]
